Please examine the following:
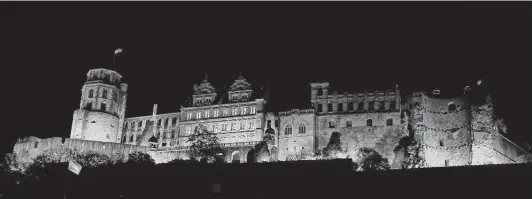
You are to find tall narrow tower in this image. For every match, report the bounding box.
[70,68,128,143]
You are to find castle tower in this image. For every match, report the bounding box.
[70,68,128,143]
[420,90,472,167]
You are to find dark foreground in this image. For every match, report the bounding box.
[1,160,531,199]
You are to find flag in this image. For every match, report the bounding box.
[114,48,123,55]
[68,160,82,175]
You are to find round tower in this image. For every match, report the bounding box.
[70,68,128,143]
[420,90,472,167]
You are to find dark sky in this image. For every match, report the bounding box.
[1,2,531,158]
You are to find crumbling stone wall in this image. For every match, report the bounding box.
[12,137,147,163]
[316,112,405,164]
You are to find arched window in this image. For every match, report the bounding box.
[285,125,292,135]
[102,89,108,99]
[130,134,134,142]
[124,122,128,129]
[348,102,354,111]
[317,104,323,112]
[387,118,393,126]
[368,101,374,111]
[337,103,344,112]
[299,124,306,134]
[358,102,364,111]
[448,104,456,112]
[367,119,373,126]
[88,89,94,98]
[122,135,126,143]
[328,103,333,112]
[317,88,323,96]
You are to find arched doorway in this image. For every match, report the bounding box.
[231,151,241,163]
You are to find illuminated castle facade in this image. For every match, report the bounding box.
[14,68,529,167]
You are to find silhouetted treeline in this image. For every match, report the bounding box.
[2,161,531,199]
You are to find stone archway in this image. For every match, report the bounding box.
[231,151,241,163]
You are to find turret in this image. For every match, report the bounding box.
[70,68,128,143]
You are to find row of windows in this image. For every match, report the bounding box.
[317,101,396,113]
[185,106,256,120]
[87,88,118,102]
[124,117,178,130]
[326,118,393,128]
[184,120,256,135]
[316,88,393,97]
[284,124,307,135]
[84,102,109,112]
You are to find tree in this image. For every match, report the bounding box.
[187,124,224,163]
[126,151,155,165]
[73,150,113,168]
[4,153,21,173]
[323,132,343,158]
[248,141,271,163]
[354,147,391,171]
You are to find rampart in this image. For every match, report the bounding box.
[12,137,147,163]
[472,132,529,165]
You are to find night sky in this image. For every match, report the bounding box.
[1,2,531,158]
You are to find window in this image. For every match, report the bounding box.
[285,125,292,135]
[163,132,167,139]
[205,111,210,118]
[249,121,254,129]
[242,95,247,99]
[214,110,219,117]
[101,103,107,111]
[131,122,135,129]
[186,126,191,135]
[275,120,279,128]
[346,121,352,128]
[299,124,306,134]
[103,145,106,149]
[250,107,256,114]
[222,123,227,131]
[88,89,94,98]
[172,118,177,127]
[165,118,169,127]
[439,140,444,147]
[240,121,245,130]
[368,101,374,111]
[329,121,336,128]
[138,121,142,127]
[187,113,192,120]
[34,142,38,148]
[231,123,236,130]
[223,109,228,116]
[113,92,118,102]
[348,102,354,111]
[102,89,108,99]
[130,134,134,142]
[317,104,323,112]
[367,119,372,126]
[380,101,386,111]
[232,108,237,116]
[328,103,333,112]
[445,160,449,167]
[267,120,272,128]
[387,119,393,126]
[157,119,161,127]
[390,101,396,110]
[358,102,364,111]
[85,103,92,110]
[448,104,456,112]
[124,122,128,129]
[171,130,176,138]
[317,88,323,96]
[338,103,345,112]
[241,107,247,115]
[197,112,202,119]
[214,124,219,133]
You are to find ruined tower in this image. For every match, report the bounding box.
[420,90,472,167]
[70,68,128,143]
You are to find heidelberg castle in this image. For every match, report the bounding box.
[12,68,530,168]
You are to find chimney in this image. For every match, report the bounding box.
[153,104,158,116]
